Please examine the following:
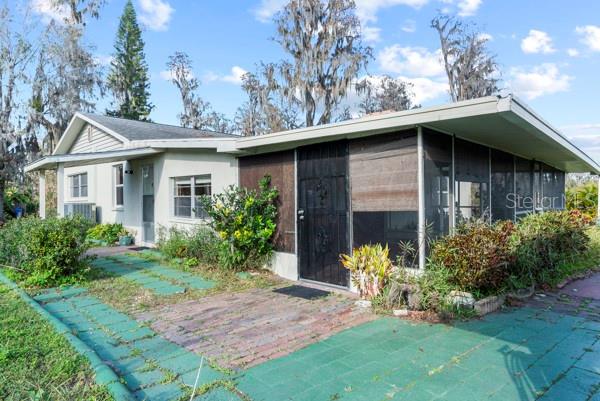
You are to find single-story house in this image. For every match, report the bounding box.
[26,95,600,289]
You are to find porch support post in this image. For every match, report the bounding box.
[38,172,46,219]
[57,164,64,217]
[417,126,426,270]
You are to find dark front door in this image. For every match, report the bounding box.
[297,141,349,287]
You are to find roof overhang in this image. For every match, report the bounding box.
[25,148,163,172]
[235,95,600,174]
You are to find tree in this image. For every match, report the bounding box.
[29,0,105,153]
[0,6,37,222]
[431,14,499,102]
[106,0,153,120]
[166,51,233,133]
[270,0,371,127]
[29,22,104,152]
[357,76,417,115]
[234,67,300,136]
[50,0,106,25]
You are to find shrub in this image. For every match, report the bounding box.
[3,186,37,218]
[512,210,591,285]
[87,223,125,244]
[566,181,598,220]
[430,219,515,294]
[0,216,93,286]
[157,225,220,265]
[340,243,393,299]
[200,176,278,270]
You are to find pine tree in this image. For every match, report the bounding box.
[106,0,153,120]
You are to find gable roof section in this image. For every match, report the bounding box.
[54,112,236,155]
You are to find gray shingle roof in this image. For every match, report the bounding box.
[80,113,238,141]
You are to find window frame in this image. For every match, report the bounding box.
[69,172,88,199]
[113,164,124,208]
[171,175,212,220]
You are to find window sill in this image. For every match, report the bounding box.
[113,206,124,212]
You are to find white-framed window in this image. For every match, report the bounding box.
[70,173,88,198]
[172,175,211,219]
[114,164,124,207]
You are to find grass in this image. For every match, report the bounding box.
[545,225,600,287]
[0,283,112,401]
[81,252,281,314]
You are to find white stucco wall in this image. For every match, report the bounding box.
[58,149,239,246]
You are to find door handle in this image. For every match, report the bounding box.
[297,209,305,221]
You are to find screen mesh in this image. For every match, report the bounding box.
[454,138,490,222]
[491,149,515,221]
[423,129,452,238]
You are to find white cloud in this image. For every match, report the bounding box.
[159,68,194,81]
[576,25,600,52]
[138,0,174,31]
[203,66,247,85]
[402,76,448,104]
[31,0,69,23]
[456,0,482,17]
[478,32,493,41]
[94,54,113,66]
[401,19,417,33]
[521,30,555,54]
[362,26,382,43]
[567,48,580,57]
[252,0,287,23]
[354,0,428,24]
[378,45,444,77]
[561,123,600,163]
[509,63,572,100]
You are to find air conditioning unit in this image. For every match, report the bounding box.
[64,203,98,223]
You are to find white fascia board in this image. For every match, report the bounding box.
[235,96,502,150]
[25,148,162,172]
[130,138,240,153]
[53,112,131,155]
[507,97,600,174]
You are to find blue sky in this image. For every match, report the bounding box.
[29,0,600,163]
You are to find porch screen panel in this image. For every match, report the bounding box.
[423,129,452,238]
[542,164,566,210]
[349,131,418,260]
[515,157,533,218]
[491,149,515,221]
[454,138,490,222]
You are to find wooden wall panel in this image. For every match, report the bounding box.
[349,131,418,212]
[239,150,295,253]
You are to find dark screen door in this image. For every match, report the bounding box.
[297,141,349,287]
[142,164,155,243]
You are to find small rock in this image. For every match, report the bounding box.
[355,300,372,308]
[448,290,475,308]
[572,288,578,292]
[393,309,409,317]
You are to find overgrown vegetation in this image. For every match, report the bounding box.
[430,220,515,294]
[157,225,220,265]
[87,223,127,245]
[348,210,599,318]
[0,284,112,401]
[566,180,598,220]
[0,216,92,287]
[340,243,392,299]
[511,210,591,287]
[200,176,278,270]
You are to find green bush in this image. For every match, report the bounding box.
[430,219,515,294]
[340,243,393,299]
[566,181,598,220]
[0,216,93,286]
[200,176,278,270]
[3,186,37,218]
[512,210,591,286]
[86,223,125,244]
[157,225,220,265]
